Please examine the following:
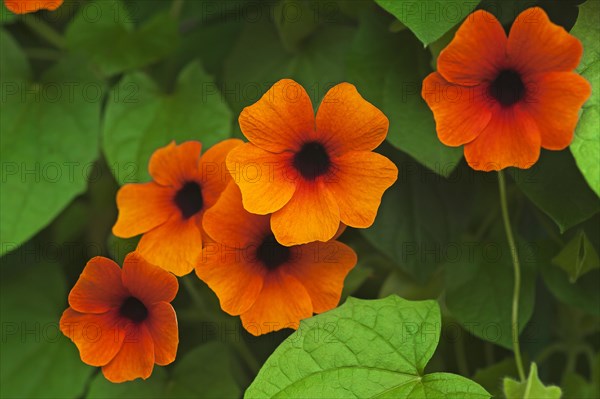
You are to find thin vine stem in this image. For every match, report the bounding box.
[498,170,526,381]
[22,15,66,49]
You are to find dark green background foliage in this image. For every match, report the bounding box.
[0,0,598,398]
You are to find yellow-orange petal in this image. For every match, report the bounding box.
[437,10,507,85]
[508,7,583,75]
[136,215,202,276]
[145,302,178,366]
[60,308,125,367]
[327,151,398,228]
[68,257,128,314]
[315,83,389,155]
[198,138,244,208]
[422,72,493,146]
[464,105,541,171]
[122,252,179,304]
[202,183,270,248]
[101,324,155,383]
[524,72,592,150]
[239,79,315,152]
[148,141,202,187]
[285,241,357,313]
[112,182,175,238]
[5,0,62,14]
[226,143,298,215]
[271,180,340,246]
[196,246,265,315]
[240,271,312,336]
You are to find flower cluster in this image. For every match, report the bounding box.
[54,5,591,384]
[61,79,397,382]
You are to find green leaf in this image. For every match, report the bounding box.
[0,255,93,398]
[65,0,179,77]
[274,0,319,51]
[374,0,480,46]
[552,230,600,283]
[503,363,562,399]
[511,150,599,233]
[348,13,462,176]
[472,357,522,399]
[245,296,490,398]
[444,233,536,349]
[165,342,241,398]
[87,368,169,399]
[570,0,600,197]
[87,342,240,399]
[223,17,355,117]
[1,31,101,256]
[102,61,233,184]
[561,371,599,399]
[380,269,443,300]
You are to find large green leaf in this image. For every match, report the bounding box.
[87,342,240,399]
[245,296,490,398]
[511,150,599,233]
[570,0,600,197]
[444,233,536,349]
[102,61,233,184]
[0,255,93,398]
[0,31,101,256]
[274,0,319,51]
[223,16,355,117]
[65,0,179,77]
[503,363,562,399]
[348,12,462,176]
[374,0,480,46]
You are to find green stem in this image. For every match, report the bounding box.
[498,170,526,381]
[23,47,63,60]
[170,0,185,19]
[22,15,66,49]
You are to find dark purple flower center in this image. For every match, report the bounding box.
[119,296,148,323]
[174,181,203,219]
[293,141,331,180]
[489,69,526,106]
[256,234,291,270]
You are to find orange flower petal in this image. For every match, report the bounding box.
[328,151,398,228]
[508,7,583,75]
[437,10,507,85]
[5,0,62,14]
[315,83,389,155]
[524,72,592,150]
[240,271,312,336]
[136,215,202,276]
[285,241,357,313]
[60,308,125,367]
[422,72,493,146]
[226,143,297,215]
[464,106,541,171]
[202,183,270,248]
[198,139,244,208]
[122,252,179,304]
[68,257,128,314]
[112,182,175,238]
[101,324,155,383]
[196,247,265,315]
[271,180,340,246]
[148,141,202,187]
[145,302,178,366]
[239,79,315,152]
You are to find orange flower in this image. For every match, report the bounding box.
[422,7,591,171]
[226,79,398,246]
[113,140,242,276]
[4,0,62,13]
[196,183,357,336]
[60,253,178,383]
